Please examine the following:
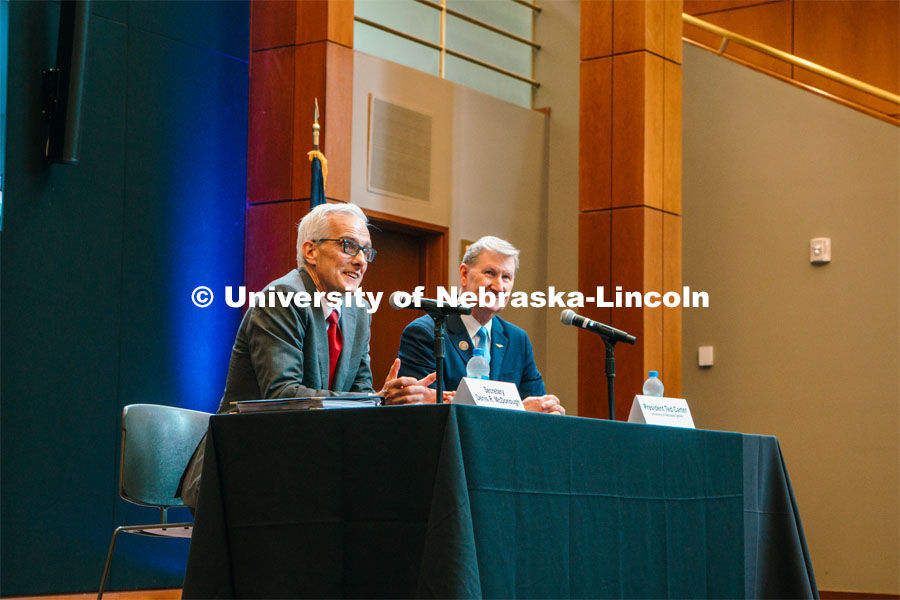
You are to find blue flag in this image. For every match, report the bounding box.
[308,150,327,208]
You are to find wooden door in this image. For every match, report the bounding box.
[362,212,447,385]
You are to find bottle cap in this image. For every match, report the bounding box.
[648,370,658,377]
[473,348,484,357]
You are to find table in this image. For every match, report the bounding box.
[183,404,817,598]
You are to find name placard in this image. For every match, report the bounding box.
[628,395,695,428]
[454,378,525,411]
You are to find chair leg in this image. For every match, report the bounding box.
[97,526,125,600]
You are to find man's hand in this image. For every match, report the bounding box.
[522,394,565,415]
[380,358,438,405]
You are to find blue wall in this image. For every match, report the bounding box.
[1,1,248,594]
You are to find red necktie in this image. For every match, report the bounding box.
[326,310,343,389]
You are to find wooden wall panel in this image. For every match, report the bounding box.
[642,207,664,381]
[293,0,354,47]
[251,0,295,51]
[663,212,682,397]
[664,0,684,65]
[581,0,612,60]
[295,0,330,46]
[577,210,611,418]
[578,212,612,328]
[288,42,352,203]
[609,207,648,417]
[323,43,354,201]
[663,59,682,215]
[684,0,780,15]
[247,47,295,205]
[291,42,327,201]
[251,0,353,51]
[580,0,683,420]
[578,0,682,420]
[613,0,666,57]
[611,53,645,208]
[245,201,299,295]
[290,199,312,238]
[683,0,793,77]
[794,0,900,115]
[579,58,612,211]
[643,55,665,211]
[326,0,355,48]
[612,52,664,210]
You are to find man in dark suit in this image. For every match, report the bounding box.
[397,236,565,415]
[180,202,435,510]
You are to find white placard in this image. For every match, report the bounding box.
[628,395,695,428]
[453,377,525,411]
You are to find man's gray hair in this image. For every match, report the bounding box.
[462,235,520,273]
[296,202,369,268]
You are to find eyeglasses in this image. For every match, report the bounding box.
[315,238,377,262]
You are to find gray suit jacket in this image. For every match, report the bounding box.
[179,268,375,509]
[216,268,374,410]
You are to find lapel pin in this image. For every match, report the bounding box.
[458,340,469,351]
[495,343,503,348]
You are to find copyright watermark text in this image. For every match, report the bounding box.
[191,285,709,312]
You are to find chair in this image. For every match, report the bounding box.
[97,404,211,599]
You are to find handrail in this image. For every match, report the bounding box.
[354,16,539,87]
[412,0,541,50]
[683,13,900,106]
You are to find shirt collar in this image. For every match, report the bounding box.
[460,314,492,344]
[324,303,341,322]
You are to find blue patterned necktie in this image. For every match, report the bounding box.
[476,326,490,366]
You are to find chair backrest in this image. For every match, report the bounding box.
[119,404,211,509]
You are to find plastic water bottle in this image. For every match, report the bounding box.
[642,371,664,397]
[466,348,490,380]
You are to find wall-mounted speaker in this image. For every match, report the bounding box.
[42,0,90,165]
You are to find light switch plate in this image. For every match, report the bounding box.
[810,237,831,264]
[698,345,714,367]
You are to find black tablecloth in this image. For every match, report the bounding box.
[182,404,816,598]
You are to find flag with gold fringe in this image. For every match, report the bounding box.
[309,99,327,208]
[308,149,327,208]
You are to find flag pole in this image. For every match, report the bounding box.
[312,98,320,151]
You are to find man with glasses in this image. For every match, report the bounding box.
[397,236,565,415]
[179,202,435,510]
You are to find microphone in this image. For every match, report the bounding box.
[560,309,636,344]
[389,291,472,316]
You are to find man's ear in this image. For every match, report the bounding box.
[459,263,469,288]
[302,239,318,266]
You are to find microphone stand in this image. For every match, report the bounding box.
[603,337,617,420]
[432,315,447,403]
[561,310,633,421]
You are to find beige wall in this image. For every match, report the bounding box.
[350,51,551,385]
[534,0,580,414]
[683,43,900,593]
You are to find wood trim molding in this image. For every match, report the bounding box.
[363,209,450,292]
[5,590,182,600]
[819,592,900,599]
